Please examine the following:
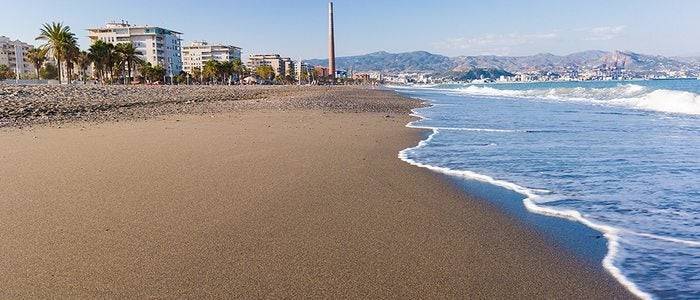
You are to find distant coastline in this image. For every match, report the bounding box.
[306,50,700,85]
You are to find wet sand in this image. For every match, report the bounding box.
[0,87,633,298]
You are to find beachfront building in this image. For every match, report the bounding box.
[282,57,295,77]
[86,21,183,76]
[247,54,294,78]
[313,66,331,79]
[181,41,242,74]
[296,61,311,81]
[352,73,371,82]
[0,36,34,76]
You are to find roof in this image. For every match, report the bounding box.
[86,22,183,35]
[182,41,241,50]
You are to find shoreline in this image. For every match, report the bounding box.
[0,86,633,298]
[399,103,647,298]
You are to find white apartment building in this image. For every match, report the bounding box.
[296,61,311,80]
[248,54,294,78]
[282,57,295,77]
[0,36,34,76]
[181,41,241,73]
[86,21,183,76]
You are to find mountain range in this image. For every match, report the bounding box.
[306,50,700,76]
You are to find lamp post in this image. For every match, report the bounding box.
[14,44,21,84]
[168,58,174,85]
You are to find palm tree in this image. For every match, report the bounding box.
[36,22,75,84]
[151,65,166,83]
[105,43,119,83]
[138,62,153,83]
[64,40,79,83]
[231,59,244,84]
[255,65,275,81]
[115,43,142,84]
[0,65,16,80]
[192,67,202,84]
[26,48,48,80]
[88,40,118,83]
[219,61,234,84]
[76,51,91,82]
[88,41,105,82]
[202,60,220,84]
[108,48,124,83]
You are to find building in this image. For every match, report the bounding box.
[335,69,347,78]
[0,36,34,76]
[282,57,295,77]
[352,73,371,81]
[313,66,330,79]
[296,61,311,81]
[368,72,382,81]
[247,54,294,78]
[181,41,241,73]
[87,21,183,76]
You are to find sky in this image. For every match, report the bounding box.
[2,0,699,59]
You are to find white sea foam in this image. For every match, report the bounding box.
[611,89,700,115]
[630,232,700,247]
[399,106,655,300]
[444,84,700,115]
[432,127,522,133]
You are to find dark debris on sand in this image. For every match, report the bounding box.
[0,84,421,128]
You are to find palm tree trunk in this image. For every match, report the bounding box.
[127,60,132,85]
[57,58,62,84]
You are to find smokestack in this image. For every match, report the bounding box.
[328,1,336,81]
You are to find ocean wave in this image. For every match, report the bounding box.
[400,106,654,300]
[443,84,700,115]
[432,127,523,133]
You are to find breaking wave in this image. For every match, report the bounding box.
[449,84,700,115]
[399,108,654,299]
[395,81,700,299]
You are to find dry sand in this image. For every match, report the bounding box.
[0,87,633,298]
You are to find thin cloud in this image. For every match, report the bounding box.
[434,32,559,55]
[582,25,627,41]
[435,26,628,55]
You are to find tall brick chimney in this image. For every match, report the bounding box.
[328,2,336,81]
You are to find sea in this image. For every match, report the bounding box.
[392,79,700,299]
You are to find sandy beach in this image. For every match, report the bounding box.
[0,86,633,298]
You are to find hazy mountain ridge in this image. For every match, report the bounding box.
[306,50,700,75]
[674,56,700,66]
[306,51,453,73]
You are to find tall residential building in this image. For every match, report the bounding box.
[86,21,183,76]
[282,57,295,77]
[296,61,311,80]
[0,36,34,75]
[247,54,294,78]
[181,41,242,73]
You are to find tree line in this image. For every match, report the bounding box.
[29,22,145,84]
[7,22,314,85]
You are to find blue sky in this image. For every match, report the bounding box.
[2,0,699,59]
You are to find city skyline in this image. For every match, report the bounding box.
[1,0,700,59]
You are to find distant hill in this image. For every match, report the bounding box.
[305,51,453,73]
[306,50,699,77]
[674,56,700,66]
[448,68,514,81]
